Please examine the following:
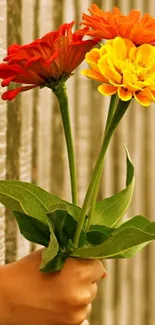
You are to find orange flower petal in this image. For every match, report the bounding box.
[118,87,132,101]
[150,90,155,101]
[81,4,155,45]
[128,10,141,23]
[98,84,117,96]
[134,91,151,106]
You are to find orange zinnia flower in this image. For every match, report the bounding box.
[0,22,96,100]
[82,37,155,106]
[82,4,155,46]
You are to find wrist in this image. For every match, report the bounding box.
[0,265,12,325]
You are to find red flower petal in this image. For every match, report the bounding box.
[0,21,95,100]
[45,51,59,66]
[1,76,14,87]
[2,85,37,100]
[8,44,21,55]
[26,56,43,68]
[0,63,19,78]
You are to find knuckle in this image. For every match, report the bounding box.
[75,266,87,281]
[66,305,92,324]
[73,311,88,325]
[67,291,92,306]
[67,312,85,325]
[66,292,81,306]
[80,292,92,305]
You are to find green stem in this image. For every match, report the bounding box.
[53,85,78,205]
[86,94,119,231]
[105,94,119,132]
[73,99,131,246]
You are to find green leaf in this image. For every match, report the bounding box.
[91,148,135,227]
[13,210,50,247]
[114,215,150,232]
[39,235,59,272]
[39,216,59,272]
[112,242,150,258]
[39,205,86,273]
[40,253,66,273]
[143,222,155,234]
[86,216,151,255]
[87,225,114,245]
[47,205,70,247]
[70,226,155,259]
[107,216,151,258]
[0,181,81,224]
[47,204,86,248]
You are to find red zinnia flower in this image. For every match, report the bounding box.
[0,22,96,100]
[81,4,155,46]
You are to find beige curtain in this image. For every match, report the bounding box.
[0,0,155,324]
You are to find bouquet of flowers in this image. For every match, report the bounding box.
[0,4,155,272]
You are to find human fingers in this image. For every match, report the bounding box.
[64,304,92,325]
[80,320,89,325]
[89,282,98,303]
[75,304,91,325]
[89,259,107,283]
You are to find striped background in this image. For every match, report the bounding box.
[0,1,155,324]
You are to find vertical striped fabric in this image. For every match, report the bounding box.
[0,0,155,324]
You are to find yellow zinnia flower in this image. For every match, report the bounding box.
[82,37,155,106]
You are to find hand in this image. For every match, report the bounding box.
[0,249,107,325]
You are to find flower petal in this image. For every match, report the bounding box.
[81,4,155,45]
[1,76,14,87]
[2,85,37,100]
[98,84,117,96]
[118,87,132,101]
[81,69,107,82]
[99,56,122,84]
[0,21,95,100]
[0,63,19,78]
[134,91,151,106]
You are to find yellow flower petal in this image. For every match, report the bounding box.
[85,48,101,72]
[135,44,155,66]
[123,70,137,86]
[98,84,117,96]
[112,37,127,60]
[81,69,107,82]
[85,48,101,62]
[129,47,137,61]
[100,45,108,56]
[83,36,155,105]
[98,56,122,84]
[118,87,132,101]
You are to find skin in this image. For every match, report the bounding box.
[0,249,107,325]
